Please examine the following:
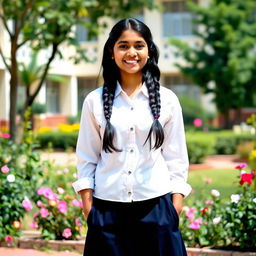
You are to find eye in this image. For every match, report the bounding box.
[118,44,128,49]
[135,44,145,50]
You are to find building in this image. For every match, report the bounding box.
[0,0,215,130]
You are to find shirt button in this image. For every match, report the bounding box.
[130,107,134,111]
[128,192,132,196]
[128,171,132,175]
[130,127,134,131]
[130,149,134,153]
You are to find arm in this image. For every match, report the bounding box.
[162,94,192,213]
[72,95,102,212]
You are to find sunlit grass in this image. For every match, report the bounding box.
[184,168,239,205]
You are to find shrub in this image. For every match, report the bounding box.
[36,131,78,150]
[32,167,86,240]
[186,136,214,164]
[215,134,254,155]
[0,127,43,242]
[181,163,256,250]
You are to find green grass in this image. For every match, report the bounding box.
[184,168,239,205]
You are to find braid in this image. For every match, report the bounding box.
[143,55,164,149]
[102,82,121,153]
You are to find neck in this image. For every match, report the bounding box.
[119,72,143,97]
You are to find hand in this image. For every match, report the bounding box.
[79,189,93,219]
[171,193,184,216]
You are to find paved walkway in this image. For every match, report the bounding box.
[40,151,240,170]
[0,247,81,256]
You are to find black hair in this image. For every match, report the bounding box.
[101,18,164,153]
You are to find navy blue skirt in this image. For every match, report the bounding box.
[84,193,187,256]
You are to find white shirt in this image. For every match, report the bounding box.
[72,82,192,202]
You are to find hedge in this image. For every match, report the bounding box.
[36,131,254,164]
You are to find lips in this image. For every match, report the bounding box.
[124,59,139,64]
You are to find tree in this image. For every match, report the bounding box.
[170,0,256,128]
[0,0,155,141]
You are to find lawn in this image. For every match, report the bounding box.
[185,168,239,205]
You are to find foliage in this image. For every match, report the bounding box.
[181,163,256,250]
[179,96,215,127]
[246,114,256,171]
[0,0,156,140]
[186,137,212,164]
[170,0,256,128]
[32,165,85,240]
[215,134,253,155]
[37,131,78,150]
[0,115,43,242]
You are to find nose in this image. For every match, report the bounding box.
[127,47,137,57]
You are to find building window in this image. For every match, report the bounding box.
[163,75,201,102]
[162,0,196,37]
[46,81,60,113]
[76,19,97,43]
[77,78,97,111]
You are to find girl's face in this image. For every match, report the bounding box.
[113,29,149,78]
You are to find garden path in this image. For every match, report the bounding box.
[0,247,81,256]
[40,151,239,170]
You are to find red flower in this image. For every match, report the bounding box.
[201,207,209,216]
[239,173,253,185]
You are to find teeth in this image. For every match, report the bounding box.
[125,60,138,64]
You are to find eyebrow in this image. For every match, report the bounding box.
[117,40,146,44]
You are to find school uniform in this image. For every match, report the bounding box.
[73,82,192,256]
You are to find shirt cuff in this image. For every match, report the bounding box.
[170,181,192,198]
[72,177,94,193]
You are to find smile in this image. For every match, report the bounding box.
[124,60,139,64]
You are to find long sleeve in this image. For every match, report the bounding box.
[72,96,102,193]
[161,95,192,197]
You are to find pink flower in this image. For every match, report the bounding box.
[1,133,10,139]
[205,200,214,205]
[185,207,197,221]
[63,168,69,173]
[33,213,39,218]
[30,221,38,229]
[62,228,72,239]
[1,165,9,173]
[235,163,247,170]
[40,208,49,218]
[22,199,33,211]
[37,187,54,199]
[193,118,203,127]
[58,201,67,214]
[203,177,212,184]
[189,221,201,230]
[71,199,81,207]
[5,235,13,242]
[57,187,65,194]
[37,201,45,208]
[75,218,82,226]
[239,173,253,185]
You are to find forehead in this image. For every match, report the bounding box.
[116,29,146,43]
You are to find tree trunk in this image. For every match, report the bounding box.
[9,41,18,141]
[222,110,232,129]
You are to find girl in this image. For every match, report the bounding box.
[73,18,192,256]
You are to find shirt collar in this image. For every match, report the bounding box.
[115,81,149,98]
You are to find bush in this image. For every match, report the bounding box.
[0,128,43,242]
[36,131,78,150]
[215,134,254,155]
[186,138,212,164]
[181,163,256,250]
[32,167,86,240]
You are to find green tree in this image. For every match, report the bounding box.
[0,0,155,141]
[170,0,256,128]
